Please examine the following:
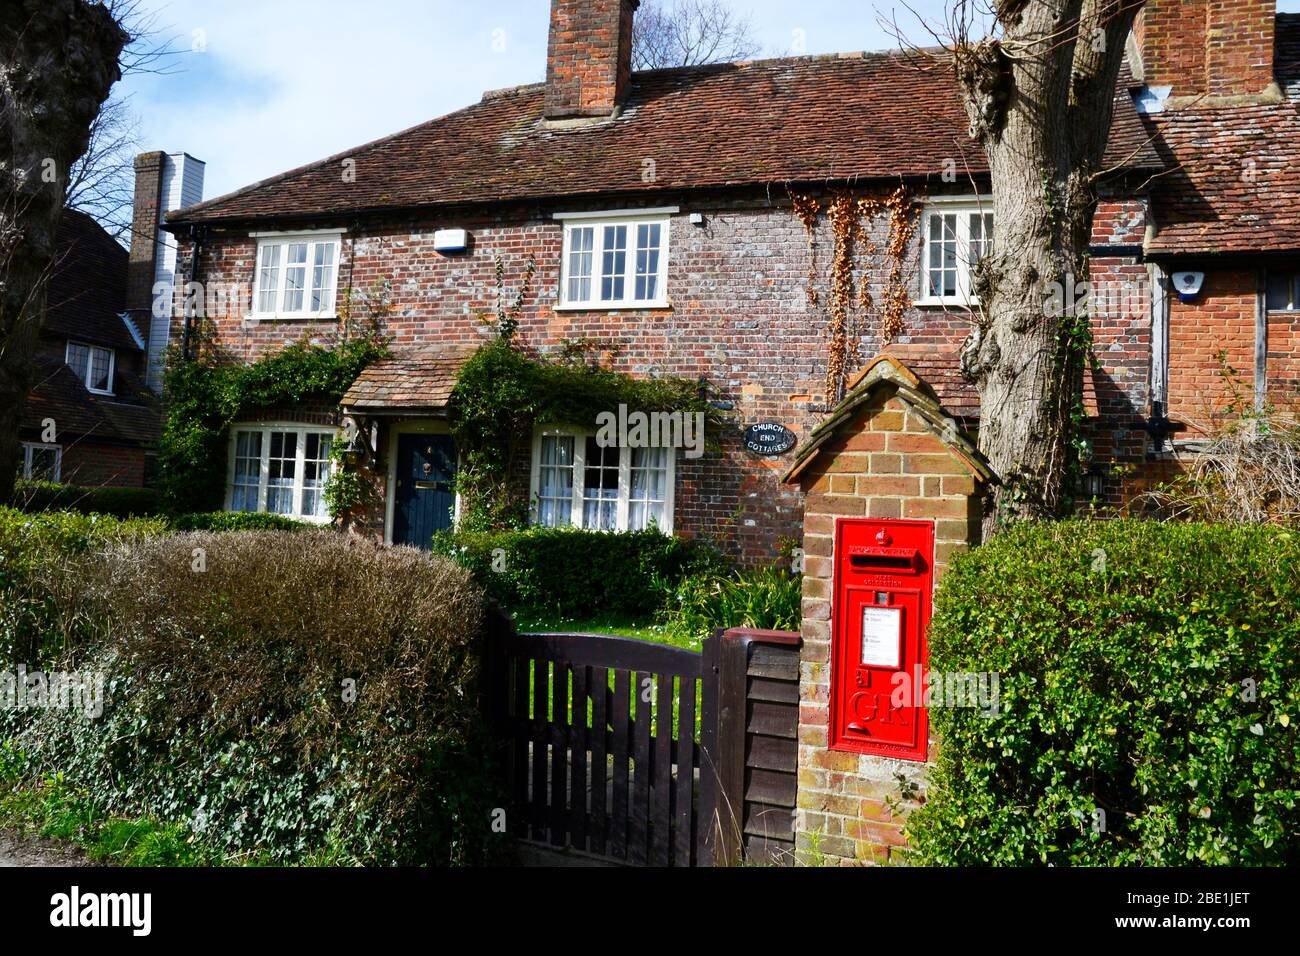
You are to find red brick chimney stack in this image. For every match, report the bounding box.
[1141,0,1279,101]
[127,151,165,313]
[544,0,640,120]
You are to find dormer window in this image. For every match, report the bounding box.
[66,341,114,395]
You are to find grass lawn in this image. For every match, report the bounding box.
[512,612,706,652]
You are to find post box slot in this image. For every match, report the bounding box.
[848,548,920,572]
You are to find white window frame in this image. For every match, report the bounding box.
[21,442,61,482]
[249,230,342,320]
[528,426,676,533]
[65,341,115,395]
[555,209,675,310]
[224,422,338,523]
[915,197,994,307]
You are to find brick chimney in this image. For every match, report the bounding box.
[544,0,639,120]
[1141,0,1279,101]
[127,151,205,390]
[127,151,165,315]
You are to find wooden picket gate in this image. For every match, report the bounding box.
[487,618,801,867]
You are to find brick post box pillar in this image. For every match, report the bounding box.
[782,355,994,865]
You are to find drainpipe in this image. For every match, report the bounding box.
[180,224,207,362]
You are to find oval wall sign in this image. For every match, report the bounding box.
[743,422,797,456]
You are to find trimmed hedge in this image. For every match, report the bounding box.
[1,521,502,865]
[12,480,164,518]
[432,526,726,619]
[9,483,314,534]
[908,520,1300,865]
[167,511,311,532]
[0,508,168,666]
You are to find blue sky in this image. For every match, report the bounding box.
[117,0,1300,202]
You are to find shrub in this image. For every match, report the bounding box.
[167,511,311,532]
[0,508,167,667]
[432,526,725,619]
[1142,414,1300,525]
[11,480,164,518]
[1,530,502,865]
[908,519,1300,865]
[658,562,802,647]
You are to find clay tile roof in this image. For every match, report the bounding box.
[340,346,478,412]
[45,209,137,352]
[20,358,160,446]
[168,52,1159,227]
[1145,16,1300,256]
[870,343,979,420]
[783,354,995,485]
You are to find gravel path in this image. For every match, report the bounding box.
[0,829,96,867]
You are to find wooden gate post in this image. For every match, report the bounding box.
[709,627,802,867]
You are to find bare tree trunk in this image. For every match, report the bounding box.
[955,0,1141,536]
[1,0,126,503]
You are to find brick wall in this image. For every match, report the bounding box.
[791,388,981,865]
[177,189,1152,560]
[1267,307,1300,411]
[1166,268,1258,437]
[1143,0,1277,98]
[60,442,147,488]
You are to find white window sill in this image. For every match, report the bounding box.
[914,297,979,309]
[244,313,339,322]
[554,301,672,312]
[86,388,115,397]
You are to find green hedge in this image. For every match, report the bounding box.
[908,520,1300,865]
[9,482,316,534]
[432,526,726,619]
[0,524,501,865]
[167,511,311,532]
[12,480,164,518]
[0,508,169,673]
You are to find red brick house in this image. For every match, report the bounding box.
[154,0,1298,556]
[19,209,161,489]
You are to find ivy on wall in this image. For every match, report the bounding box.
[794,186,916,403]
[158,335,388,514]
[449,339,725,531]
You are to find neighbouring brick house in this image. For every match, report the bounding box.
[18,210,161,489]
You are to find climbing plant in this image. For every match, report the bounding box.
[449,339,725,531]
[794,186,915,403]
[158,333,388,514]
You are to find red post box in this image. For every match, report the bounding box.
[829,518,933,761]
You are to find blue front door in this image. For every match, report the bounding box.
[393,433,456,548]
